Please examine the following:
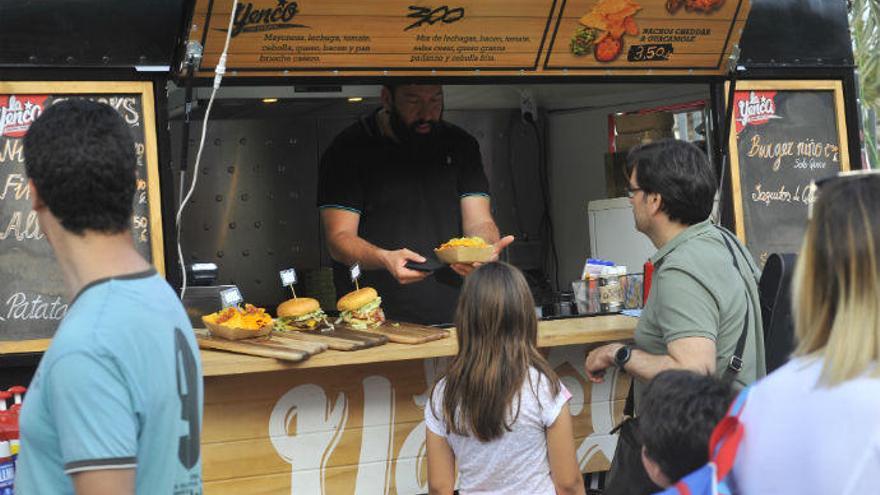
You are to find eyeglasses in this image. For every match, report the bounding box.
[625,186,643,198]
[808,169,880,219]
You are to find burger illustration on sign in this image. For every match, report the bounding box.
[570,0,641,62]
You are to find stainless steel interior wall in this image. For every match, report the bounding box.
[171,105,547,310]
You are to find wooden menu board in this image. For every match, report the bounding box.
[195,0,558,72]
[0,82,164,353]
[545,0,748,70]
[187,0,749,77]
[728,80,850,267]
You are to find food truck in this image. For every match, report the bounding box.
[0,0,864,492]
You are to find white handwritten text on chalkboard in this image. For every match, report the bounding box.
[0,292,67,322]
[0,174,28,201]
[0,139,24,164]
[747,135,840,172]
[751,182,817,206]
[0,210,43,241]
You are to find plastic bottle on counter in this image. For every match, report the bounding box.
[616,266,628,308]
[7,388,25,414]
[599,266,622,313]
[0,393,16,471]
[3,389,20,468]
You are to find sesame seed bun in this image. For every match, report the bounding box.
[277,297,321,318]
[337,287,379,312]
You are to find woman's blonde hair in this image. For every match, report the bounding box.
[433,262,560,442]
[793,174,880,385]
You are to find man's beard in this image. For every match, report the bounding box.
[388,106,443,153]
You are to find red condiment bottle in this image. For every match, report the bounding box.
[643,260,655,306]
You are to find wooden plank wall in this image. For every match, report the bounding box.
[202,344,629,493]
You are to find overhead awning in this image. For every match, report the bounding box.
[0,0,187,69]
[186,0,750,78]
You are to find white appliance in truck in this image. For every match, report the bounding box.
[587,197,656,273]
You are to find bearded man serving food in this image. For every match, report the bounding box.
[317,84,513,326]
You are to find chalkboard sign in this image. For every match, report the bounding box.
[728,80,851,267]
[0,82,164,353]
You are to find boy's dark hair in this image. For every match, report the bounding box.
[24,99,136,235]
[639,370,735,483]
[626,138,717,225]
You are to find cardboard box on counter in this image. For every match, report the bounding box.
[615,128,675,152]
[614,112,675,134]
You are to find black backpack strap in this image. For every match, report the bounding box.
[622,383,635,419]
[715,226,754,383]
[716,225,760,282]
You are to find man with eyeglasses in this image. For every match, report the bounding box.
[318,84,513,325]
[584,139,766,494]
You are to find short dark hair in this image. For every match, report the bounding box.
[639,370,735,483]
[24,99,136,235]
[626,139,717,225]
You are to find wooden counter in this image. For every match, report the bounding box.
[201,314,637,376]
[201,315,636,494]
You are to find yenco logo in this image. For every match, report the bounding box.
[219,0,309,37]
[0,95,47,138]
[734,91,781,134]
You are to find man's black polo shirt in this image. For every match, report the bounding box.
[317,111,490,325]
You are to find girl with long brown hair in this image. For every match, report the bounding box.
[425,262,585,495]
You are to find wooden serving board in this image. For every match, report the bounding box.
[339,321,451,345]
[195,330,327,362]
[274,328,388,351]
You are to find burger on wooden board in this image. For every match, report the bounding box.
[336,287,385,330]
[275,297,328,331]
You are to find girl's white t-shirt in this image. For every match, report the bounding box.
[425,367,572,495]
[732,357,880,494]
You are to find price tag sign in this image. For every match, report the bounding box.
[350,263,361,283]
[280,268,298,287]
[219,287,243,308]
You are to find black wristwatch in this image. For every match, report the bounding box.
[614,345,633,370]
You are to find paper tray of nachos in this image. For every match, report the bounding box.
[434,237,495,264]
[202,304,274,340]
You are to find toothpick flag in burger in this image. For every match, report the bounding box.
[276,297,329,331]
[337,287,385,330]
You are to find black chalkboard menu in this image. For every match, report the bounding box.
[0,82,164,352]
[729,80,851,267]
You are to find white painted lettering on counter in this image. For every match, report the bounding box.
[269,384,349,494]
[267,352,617,494]
[0,292,68,322]
[547,346,620,469]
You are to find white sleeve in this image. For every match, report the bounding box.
[539,374,572,427]
[843,431,880,495]
[424,380,448,438]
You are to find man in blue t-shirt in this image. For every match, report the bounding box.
[15,100,203,494]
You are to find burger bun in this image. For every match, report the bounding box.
[277,297,321,318]
[337,287,378,312]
